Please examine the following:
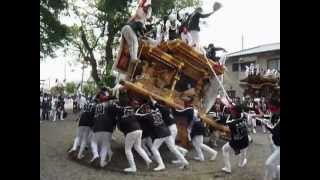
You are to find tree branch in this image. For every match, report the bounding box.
[92,19,107,49]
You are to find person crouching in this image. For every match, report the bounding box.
[90,93,117,168]
[136,100,189,171]
[68,96,96,160]
[115,98,152,173]
[191,115,218,162]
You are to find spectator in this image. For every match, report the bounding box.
[57,95,65,120]
[50,96,58,122]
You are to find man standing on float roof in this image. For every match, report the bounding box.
[187,2,222,50]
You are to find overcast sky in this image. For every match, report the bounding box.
[40,0,280,88]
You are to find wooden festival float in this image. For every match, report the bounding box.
[112,39,230,148]
[240,73,280,99]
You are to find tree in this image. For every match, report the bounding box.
[50,85,64,95]
[82,81,97,96]
[40,0,70,58]
[152,0,200,17]
[65,82,77,94]
[67,0,131,88]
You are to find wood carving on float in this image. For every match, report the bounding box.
[112,38,229,148]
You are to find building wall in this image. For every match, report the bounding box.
[223,50,280,97]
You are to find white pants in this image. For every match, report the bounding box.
[121,25,139,61]
[247,113,256,128]
[125,130,152,169]
[58,109,64,120]
[141,137,153,157]
[40,108,42,120]
[192,135,217,161]
[213,130,220,144]
[168,124,188,154]
[91,131,113,166]
[71,126,92,159]
[50,109,57,121]
[268,134,276,152]
[151,135,188,167]
[264,146,280,180]
[190,30,200,49]
[222,142,248,172]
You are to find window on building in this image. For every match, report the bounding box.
[240,62,255,72]
[232,63,239,72]
[267,59,280,71]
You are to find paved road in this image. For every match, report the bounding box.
[40,111,273,180]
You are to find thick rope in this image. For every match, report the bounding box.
[200,47,231,101]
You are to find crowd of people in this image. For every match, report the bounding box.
[67,86,280,180]
[40,92,66,122]
[244,63,280,79]
[72,94,92,113]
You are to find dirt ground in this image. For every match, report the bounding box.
[40,108,272,180]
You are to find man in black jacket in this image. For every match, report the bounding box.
[115,98,152,173]
[150,98,189,157]
[190,114,218,162]
[57,95,65,120]
[221,105,250,174]
[90,95,117,168]
[136,102,189,171]
[68,98,96,160]
[187,7,215,49]
[206,43,227,62]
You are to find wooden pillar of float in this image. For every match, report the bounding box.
[169,63,183,99]
[176,117,192,149]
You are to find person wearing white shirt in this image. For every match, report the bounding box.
[50,96,58,121]
[180,26,193,46]
[79,95,87,110]
[166,14,180,41]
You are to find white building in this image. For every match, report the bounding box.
[223,43,280,97]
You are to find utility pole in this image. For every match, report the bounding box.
[64,59,67,82]
[241,34,244,50]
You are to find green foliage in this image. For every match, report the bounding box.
[97,0,131,35]
[96,0,130,14]
[50,85,64,95]
[40,0,70,58]
[101,63,115,87]
[65,82,77,94]
[83,81,97,96]
[152,0,200,17]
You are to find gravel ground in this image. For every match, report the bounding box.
[40,108,272,180]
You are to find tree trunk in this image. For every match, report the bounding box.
[84,56,102,88]
[105,31,116,66]
[90,59,102,88]
[81,29,102,88]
